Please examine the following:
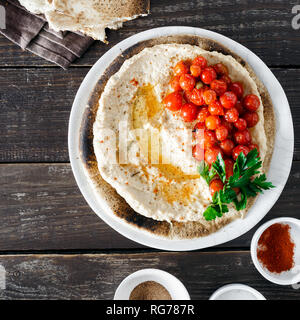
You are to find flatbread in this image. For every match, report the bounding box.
[80,35,276,239]
[18,0,150,41]
[19,0,52,14]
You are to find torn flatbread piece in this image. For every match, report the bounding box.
[18,0,150,41]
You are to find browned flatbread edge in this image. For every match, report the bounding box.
[79,35,276,239]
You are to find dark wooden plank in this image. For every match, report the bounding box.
[0,68,88,162]
[0,163,140,250]
[0,67,299,163]
[0,0,299,67]
[0,252,298,299]
[0,162,299,251]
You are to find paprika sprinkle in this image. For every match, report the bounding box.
[257,223,295,273]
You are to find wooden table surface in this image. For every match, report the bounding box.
[0,0,299,300]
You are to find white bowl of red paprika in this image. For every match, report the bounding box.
[251,217,300,285]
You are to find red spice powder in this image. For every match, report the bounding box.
[130,78,139,86]
[257,223,295,273]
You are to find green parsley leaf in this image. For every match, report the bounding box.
[203,206,220,221]
[198,161,216,184]
[220,187,238,204]
[203,204,227,221]
[201,148,275,221]
[252,174,275,191]
[212,153,227,183]
[245,148,260,168]
[233,187,248,211]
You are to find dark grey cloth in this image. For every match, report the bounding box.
[0,0,94,69]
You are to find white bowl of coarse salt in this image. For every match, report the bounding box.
[209,284,266,300]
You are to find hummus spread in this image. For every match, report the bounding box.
[93,44,267,223]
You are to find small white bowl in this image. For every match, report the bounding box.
[251,217,300,285]
[209,284,266,300]
[114,269,190,300]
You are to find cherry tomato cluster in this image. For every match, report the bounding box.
[163,56,261,196]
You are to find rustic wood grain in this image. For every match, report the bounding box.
[0,68,298,163]
[0,0,298,300]
[0,162,299,251]
[0,68,88,162]
[0,0,299,67]
[0,252,298,300]
[0,163,139,251]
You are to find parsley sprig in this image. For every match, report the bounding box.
[198,149,275,221]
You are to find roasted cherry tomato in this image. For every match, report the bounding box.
[201,67,217,84]
[192,56,208,69]
[225,160,239,194]
[205,146,222,165]
[205,115,221,130]
[213,63,228,76]
[234,118,247,131]
[203,89,217,105]
[229,82,244,100]
[190,64,202,77]
[179,74,196,91]
[220,118,234,132]
[210,79,227,96]
[243,94,260,111]
[235,101,245,115]
[193,122,206,139]
[180,103,199,122]
[183,90,193,103]
[220,91,238,109]
[248,143,260,154]
[192,144,205,161]
[163,91,183,111]
[174,60,189,76]
[193,122,205,140]
[170,76,181,91]
[209,179,224,196]
[224,159,234,179]
[216,125,229,141]
[232,145,250,160]
[193,122,206,132]
[220,139,235,156]
[190,88,204,106]
[234,129,252,145]
[204,130,218,149]
[197,130,217,149]
[197,106,210,123]
[243,111,259,128]
[224,108,239,123]
[208,100,224,116]
[220,74,232,86]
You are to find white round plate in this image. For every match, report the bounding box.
[68,26,294,251]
